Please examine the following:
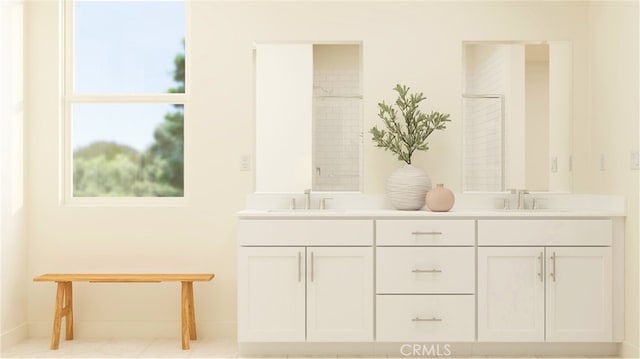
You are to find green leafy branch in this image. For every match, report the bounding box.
[370,84,451,164]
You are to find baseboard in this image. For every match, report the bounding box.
[0,323,28,352]
[239,342,619,357]
[28,320,236,340]
[619,341,640,358]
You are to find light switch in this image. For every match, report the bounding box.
[631,151,640,170]
[599,154,606,171]
[240,155,251,171]
[550,157,558,173]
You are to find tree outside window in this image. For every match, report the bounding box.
[68,1,185,198]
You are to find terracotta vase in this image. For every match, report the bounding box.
[425,183,455,212]
[387,164,432,210]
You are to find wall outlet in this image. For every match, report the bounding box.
[240,155,251,171]
[550,157,558,173]
[599,154,606,171]
[631,151,640,170]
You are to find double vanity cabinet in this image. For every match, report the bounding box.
[237,208,624,356]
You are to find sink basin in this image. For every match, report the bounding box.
[266,209,346,212]
[489,208,569,213]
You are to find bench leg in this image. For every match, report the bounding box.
[181,281,191,350]
[187,282,197,340]
[64,282,74,340]
[50,281,73,350]
[180,281,197,349]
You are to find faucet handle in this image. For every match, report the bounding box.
[319,198,333,210]
[532,197,547,210]
[303,189,312,210]
[502,198,511,210]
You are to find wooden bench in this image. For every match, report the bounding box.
[33,273,215,350]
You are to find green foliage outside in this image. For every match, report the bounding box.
[370,84,451,165]
[73,44,185,197]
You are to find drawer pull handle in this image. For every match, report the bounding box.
[411,231,443,236]
[310,251,315,282]
[412,317,442,322]
[298,252,302,282]
[537,252,543,282]
[550,251,556,282]
[411,269,443,273]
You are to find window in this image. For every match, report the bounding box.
[63,1,187,201]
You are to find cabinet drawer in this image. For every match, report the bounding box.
[238,220,373,246]
[376,295,475,342]
[478,219,612,246]
[377,247,474,294]
[376,220,474,246]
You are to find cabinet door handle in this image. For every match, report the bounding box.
[537,252,543,282]
[550,251,556,282]
[298,251,302,282]
[411,231,443,236]
[310,251,314,282]
[411,269,443,273]
[412,317,443,322]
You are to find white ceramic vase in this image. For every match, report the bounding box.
[386,164,432,210]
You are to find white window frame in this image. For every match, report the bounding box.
[60,0,191,206]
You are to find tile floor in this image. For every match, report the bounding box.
[2,338,234,358]
[0,339,620,359]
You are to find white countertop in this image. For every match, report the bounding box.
[239,193,626,219]
[237,208,625,219]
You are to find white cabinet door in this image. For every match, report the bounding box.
[306,247,373,342]
[478,247,545,342]
[546,247,612,342]
[238,247,306,342]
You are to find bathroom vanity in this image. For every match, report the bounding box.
[237,194,625,357]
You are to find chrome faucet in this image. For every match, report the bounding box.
[517,189,530,210]
[505,189,529,210]
[304,189,311,210]
[319,197,332,210]
[504,189,516,209]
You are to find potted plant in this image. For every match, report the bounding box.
[370,84,451,210]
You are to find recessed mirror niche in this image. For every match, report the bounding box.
[462,41,573,193]
[255,43,362,193]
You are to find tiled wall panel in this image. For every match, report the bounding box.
[312,69,361,191]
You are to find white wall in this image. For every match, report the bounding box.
[0,0,27,350]
[26,0,635,344]
[579,2,639,356]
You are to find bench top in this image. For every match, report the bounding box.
[33,274,215,283]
